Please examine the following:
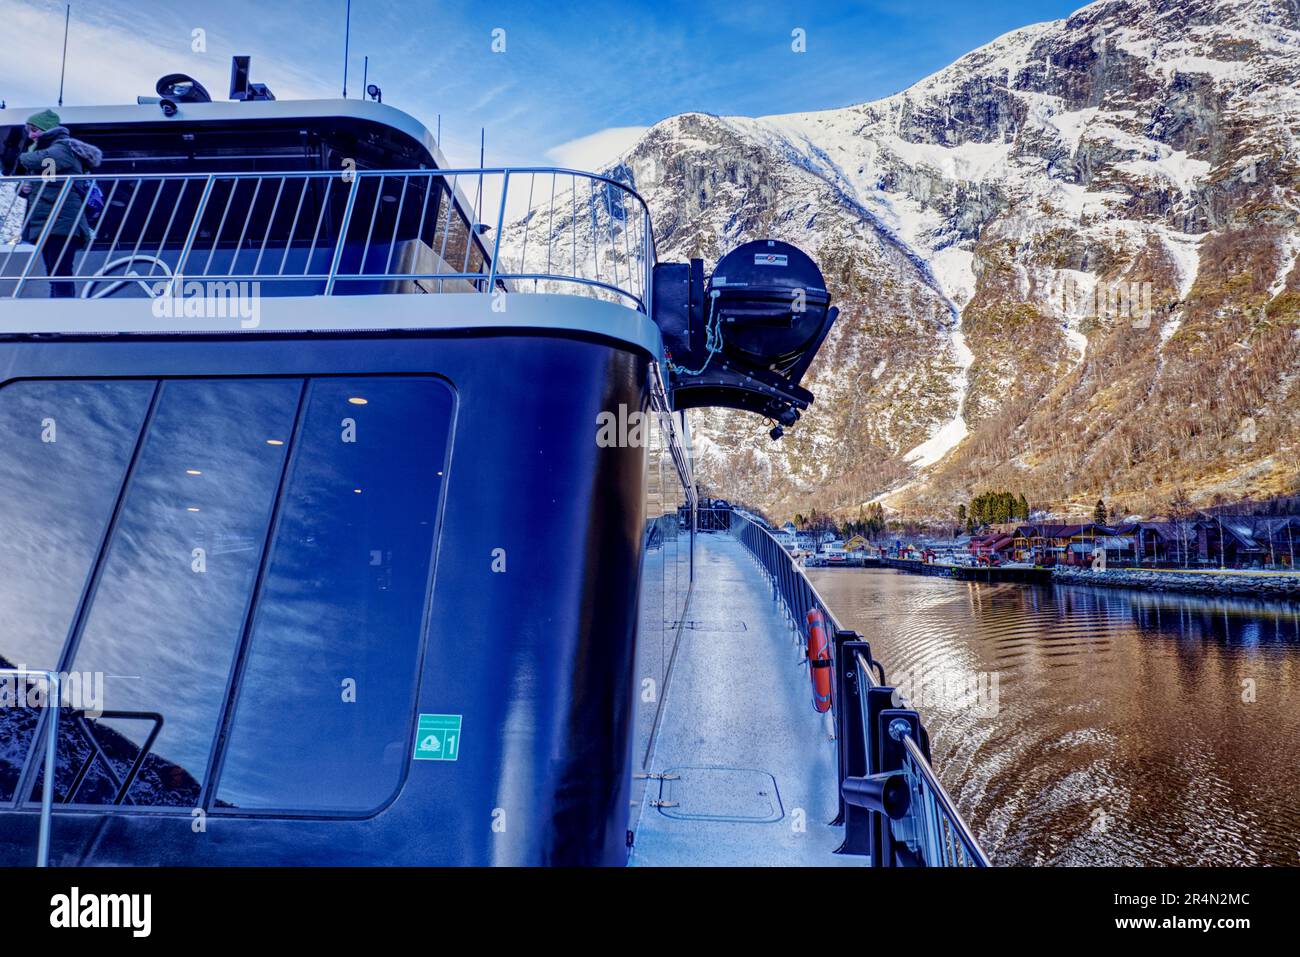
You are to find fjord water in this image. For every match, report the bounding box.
[808,568,1300,866]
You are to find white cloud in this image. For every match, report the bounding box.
[458,127,649,233]
[544,125,648,172]
[0,0,324,112]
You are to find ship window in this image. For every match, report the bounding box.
[0,380,154,803]
[32,379,300,807]
[213,377,450,814]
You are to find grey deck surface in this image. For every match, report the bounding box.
[629,533,856,866]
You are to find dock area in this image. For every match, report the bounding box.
[880,557,1052,584]
[629,533,852,867]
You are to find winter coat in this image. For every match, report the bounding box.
[16,126,103,242]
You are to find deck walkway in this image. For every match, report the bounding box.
[629,532,855,866]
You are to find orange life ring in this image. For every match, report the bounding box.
[806,608,833,713]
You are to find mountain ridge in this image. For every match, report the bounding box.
[521,0,1300,520]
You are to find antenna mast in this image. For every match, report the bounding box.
[342,0,352,98]
[57,4,70,107]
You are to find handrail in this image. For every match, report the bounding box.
[901,733,991,867]
[718,508,989,867]
[726,507,850,635]
[0,167,656,312]
[848,642,986,866]
[0,668,60,867]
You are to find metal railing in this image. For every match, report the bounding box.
[900,733,988,867]
[722,508,989,867]
[0,167,655,311]
[0,668,60,867]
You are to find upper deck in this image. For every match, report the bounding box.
[1,99,655,328]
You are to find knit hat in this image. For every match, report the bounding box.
[26,108,61,131]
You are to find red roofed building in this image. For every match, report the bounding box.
[968,532,1014,564]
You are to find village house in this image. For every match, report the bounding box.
[1000,516,1300,568]
[1194,515,1300,568]
[1022,524,1090,566]
[1109,522,1184,566]
[968,532,1015,563]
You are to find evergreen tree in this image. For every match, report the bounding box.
[968,489,1030,527]
[1093,499,1107,524]
[864,502,886,537]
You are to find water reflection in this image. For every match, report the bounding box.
[808,568,1300,865]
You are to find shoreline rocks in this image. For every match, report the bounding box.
[1052,566,1300,600]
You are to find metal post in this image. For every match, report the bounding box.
[13,180,73,297]
[643,209,654,316]
[168,175,216,297]
[38,672,59,868]
[487,169,509,293]
[0,669,58,866]
[324,172,361,295]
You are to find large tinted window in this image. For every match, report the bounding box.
[41,379,300,807]
[214,377,450,813]
[0,380,153,802]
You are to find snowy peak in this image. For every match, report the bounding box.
[517,0,1300,519]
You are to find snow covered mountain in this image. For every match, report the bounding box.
[514,0,1300,520]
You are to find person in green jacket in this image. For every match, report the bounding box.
[16,108,102,297]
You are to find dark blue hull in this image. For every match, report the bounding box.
[0,328,651,865]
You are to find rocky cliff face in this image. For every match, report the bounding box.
[516,0,1300,520]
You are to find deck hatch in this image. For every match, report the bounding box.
[655,766,783,823]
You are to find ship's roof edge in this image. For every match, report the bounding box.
[0,98,451,169]
[0,292,665,360]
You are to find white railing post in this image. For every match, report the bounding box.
[487,169,509,293]
[325,171,361,296]
[37,671,58,867]
[12,179,74,298]
[168,175,216,297]
[0,668,59,866]
[643,208,655,316]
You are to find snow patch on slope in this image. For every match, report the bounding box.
[904,326,974,468]
[1269,231,1300,298]
[930,247,977,309]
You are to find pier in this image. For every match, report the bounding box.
[880,558,1052,585]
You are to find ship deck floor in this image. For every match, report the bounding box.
[629,532,856,866]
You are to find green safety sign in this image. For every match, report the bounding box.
[413,714,462,761]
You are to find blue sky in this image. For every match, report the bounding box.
[1,0,1083,169]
